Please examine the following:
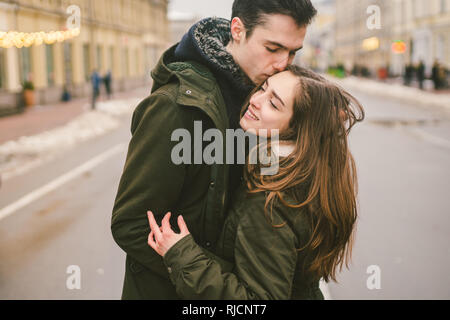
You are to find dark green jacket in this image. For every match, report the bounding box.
[111,45,231,299]
[163,183,325,300]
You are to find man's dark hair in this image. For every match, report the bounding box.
[231,0,317,38]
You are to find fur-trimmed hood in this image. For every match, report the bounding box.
[175,17,252,88]
[174,17,254,130]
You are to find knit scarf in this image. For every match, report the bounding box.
[174,17,255,130]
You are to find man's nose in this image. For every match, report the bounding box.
[273,55,289,72]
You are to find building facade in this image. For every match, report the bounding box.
[0,0,170,114]
[334,0,450,76]
[300,0,336,72]
[168,11,200,45]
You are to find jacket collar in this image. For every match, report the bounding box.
[150,45,228,132]
[174,17,253,90]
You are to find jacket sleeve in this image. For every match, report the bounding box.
[163,205,298,300]
[111,92,187,279]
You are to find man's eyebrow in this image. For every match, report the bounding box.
[266,79,285,107]
[266,41,303,52]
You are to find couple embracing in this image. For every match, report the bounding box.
[111,0,365,300]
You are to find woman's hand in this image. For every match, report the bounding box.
[147,211,190,257]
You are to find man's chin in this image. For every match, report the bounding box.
[248,71,275,85]
[254,74,270,86]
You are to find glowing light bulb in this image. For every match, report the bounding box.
[34,34,43,46]
[56,31,64,42]
[2,38,13,48]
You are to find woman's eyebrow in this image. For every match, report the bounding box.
[266,79,285,107]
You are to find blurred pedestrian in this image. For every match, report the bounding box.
[103,70,112,99]
[404,63,413,86]
[61,85,71,102]
[432,60,441,90]
[441,66,449,89]
[417,60,425,90]
[377,66,388,81]
[91,69,101,109]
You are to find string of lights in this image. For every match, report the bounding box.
[0,28,81,49]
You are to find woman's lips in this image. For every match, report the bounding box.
[245,108,259,121]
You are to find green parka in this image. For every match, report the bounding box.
[163,183,325,300]
[111,45,232,299]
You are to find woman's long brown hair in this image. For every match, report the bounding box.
[242,65,365,283]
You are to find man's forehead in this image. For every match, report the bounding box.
[252,15,306,49]
[265,39,304,51]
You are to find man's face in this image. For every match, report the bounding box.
[232,14,307,85]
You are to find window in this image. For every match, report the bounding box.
[440,0,447,13]
[46,44,55,86]
[109,46,114,71]
[19,47,32,84]
[83,44,91,82]
[123,48,129,77]
[135,48,139,76]
[63,42,73,85]
[0,48,5,89]
[97,45,102,71]
[436,35,445,62]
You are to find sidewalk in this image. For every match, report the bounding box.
[0,86,149,181]
[327,75,450,111]
[0,87,149,145]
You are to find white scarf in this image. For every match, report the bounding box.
[272,141,296,158]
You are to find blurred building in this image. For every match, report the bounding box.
[169,11,200,45]
[300,0,336,72]
[0,0,170,114]
[334,0,450,76]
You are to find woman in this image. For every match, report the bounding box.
[147,65,365,299]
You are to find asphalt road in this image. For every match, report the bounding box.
[326,89,450,300]
[0,113,132,299]
[1,89,449,300]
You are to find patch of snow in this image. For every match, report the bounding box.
[0,97,141,180]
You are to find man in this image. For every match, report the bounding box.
[417,60,425,90]
[91,69,101,109]
[103,70,112,99]
[111,0,317,300]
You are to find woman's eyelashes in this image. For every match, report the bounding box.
[260,85,279,110]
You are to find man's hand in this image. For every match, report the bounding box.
[147,211,190,257]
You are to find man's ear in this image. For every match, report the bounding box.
[230,17,246,42]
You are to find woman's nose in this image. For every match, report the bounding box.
[250,93,263,109]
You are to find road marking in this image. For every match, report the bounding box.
[408,128,450,150]
[0,143,126,222]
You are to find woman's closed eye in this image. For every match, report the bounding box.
[260,84,279,110]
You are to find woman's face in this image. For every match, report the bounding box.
[240,71,297,136]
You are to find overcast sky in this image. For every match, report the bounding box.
[168,0,234,19]
[168,0,331,20]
